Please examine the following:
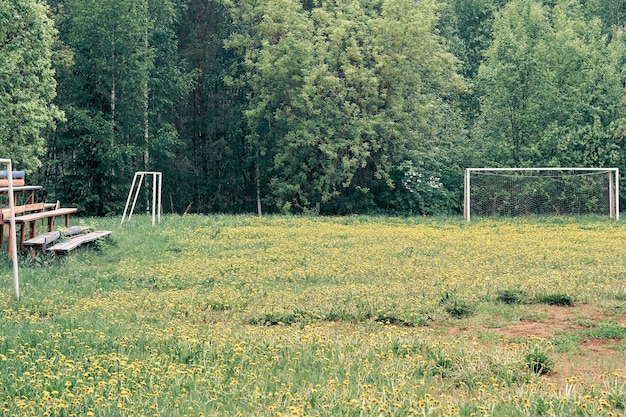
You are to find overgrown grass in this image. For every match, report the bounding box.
[1,214,626,416]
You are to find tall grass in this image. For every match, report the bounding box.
[1,215,626,416]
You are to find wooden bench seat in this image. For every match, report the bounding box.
[2,202,46,220]
[47,230,112,253]
[0,179,25,187]
[0,185,43,194]
[23,226,91,252]
[4,207,78,224]
[0,186,44,208]
[3,207,78,251]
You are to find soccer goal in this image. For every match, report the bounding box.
[464,168,619,221]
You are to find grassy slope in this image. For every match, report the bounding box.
[1,215,626,416]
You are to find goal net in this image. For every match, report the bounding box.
[464,168,619,221]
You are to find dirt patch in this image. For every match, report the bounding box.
[550,339,626,383]
[481,304,626,383]
[486,304,602,338]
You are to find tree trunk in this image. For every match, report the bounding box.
[256,145,262,216]
[143,17,150,171]
[110,29,117,177]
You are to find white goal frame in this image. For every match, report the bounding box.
[464,167,619,221]
[121,171,162,226]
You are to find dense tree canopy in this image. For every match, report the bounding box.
[225,0,466,214]
[39,0,192,214]
[0,0,62,172]
[1,0,625,215]
[475,0,626,169]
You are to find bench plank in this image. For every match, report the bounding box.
[4,207,78,223]
[0,179,25,187]
[2,203,46,220]
[23,231,61,247]
[23,226,92,248]
[0,185,43,195]
[3,207,79,252]
[0,171,25,179]
[47,231,112,253]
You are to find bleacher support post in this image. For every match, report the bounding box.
[0,159,19,300]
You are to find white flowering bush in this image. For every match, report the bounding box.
[397,160,449,214]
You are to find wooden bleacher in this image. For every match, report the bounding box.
[0,170,112,255]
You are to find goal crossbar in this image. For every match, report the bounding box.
[464,168,619,221]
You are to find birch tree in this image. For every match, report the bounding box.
[44,0,190,214]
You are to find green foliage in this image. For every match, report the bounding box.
[440,292,475,319]
[583,0,626,33]
[475,0,626,170]
[0,0,63,171]
[534,293,574,306]
[496,289,528,304]
[5,0,626,215]
[2,215,626,415]
[40,0,192,215]
[525,348,554,375]
[582,323,626,340]
[225,0,466,214]
[174,0,248,213]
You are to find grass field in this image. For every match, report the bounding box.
[2,215,626,416]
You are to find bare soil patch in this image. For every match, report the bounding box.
[484,304,626,383]
[488,304,600,338]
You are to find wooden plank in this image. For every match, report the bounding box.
[0,171,25,179]
[23,226,91,248]
[0,179,25,187]
[0,186,43,193]
[48,231,112,253]
[2,203,46,220]
[4,207,78,223]
[23,231,61,247]
[61,226,91,237]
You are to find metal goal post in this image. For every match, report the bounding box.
[464,167,619,222]
[121,172,163,226]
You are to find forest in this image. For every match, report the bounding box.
[1,0,626,216]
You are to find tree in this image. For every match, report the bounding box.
[474,0,626,169]
[437,0,501,123]
[0,0,63,172]
[175,0,249,214]
[583,0,626,33]
[225,0,315,214]
[42,0,191,215]
[226,0,466,214]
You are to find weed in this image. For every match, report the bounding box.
[249,309,311,326]
[1,215,626,416]
[441,292,474,319]
[534,293,574,306]
[496,289,528,304]
[374,314,415,327]
[525,348,554,375]
[17,251,57,268]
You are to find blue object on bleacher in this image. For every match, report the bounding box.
[0,171,25,179]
